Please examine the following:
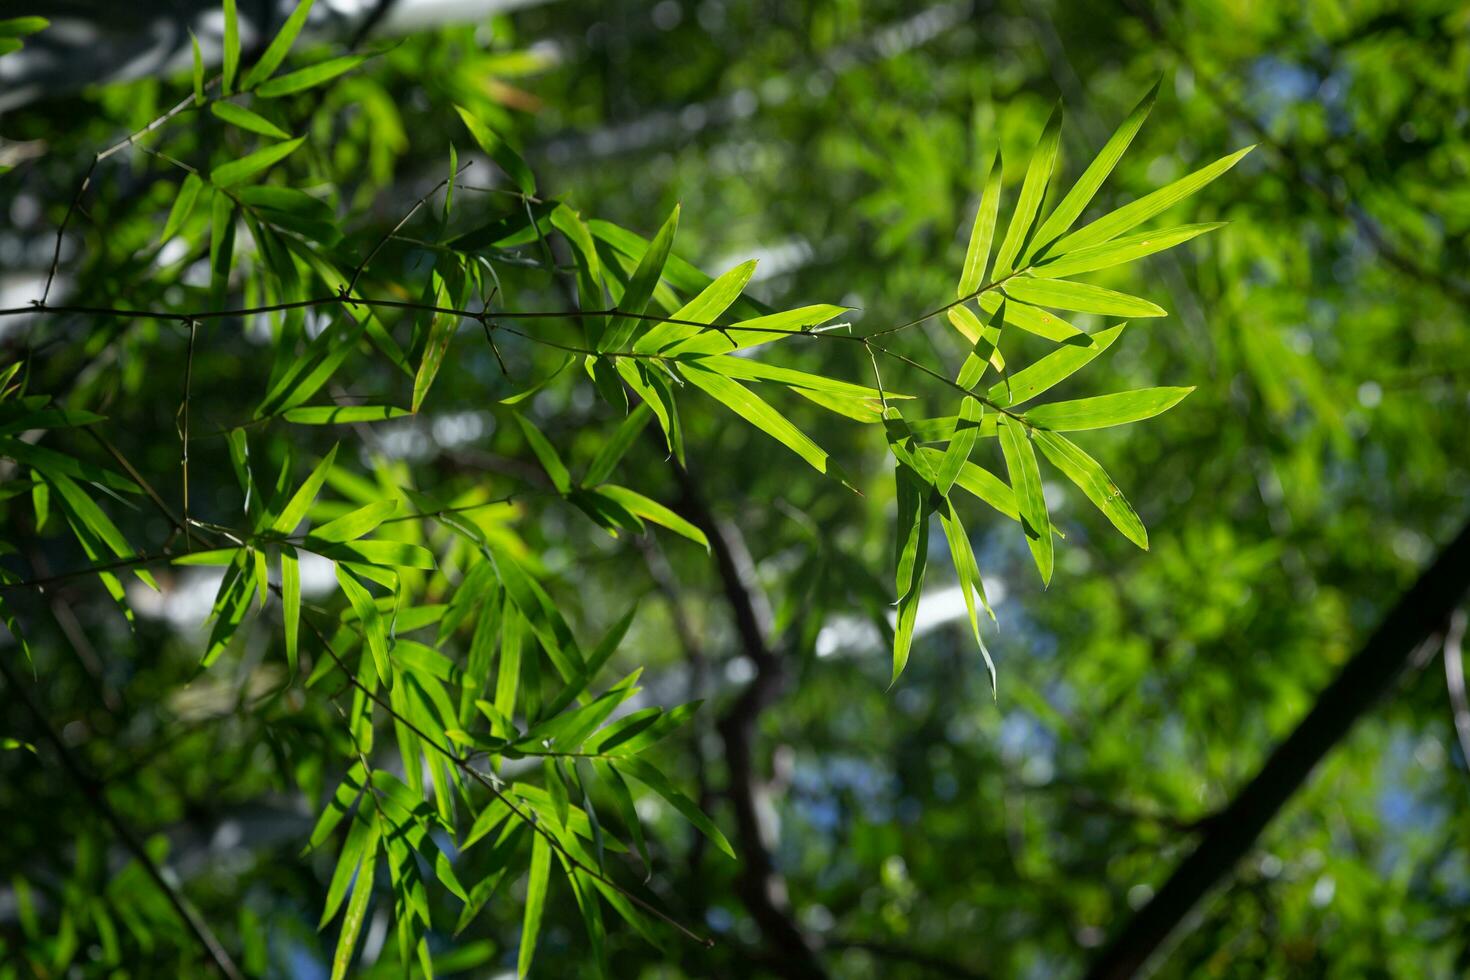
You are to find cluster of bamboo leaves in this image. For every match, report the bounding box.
[0,2,1249,975]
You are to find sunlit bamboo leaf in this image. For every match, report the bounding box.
[994,103,1062,278]
[519,833,551,978]
[255,55,366,98]
[221,0,240,94]
[1031,222,1224,278]
[211,136,306,187]
[210,101,291,139]
[242,0,316,90]
[959,149,1001,296]
[455,105,536,196]
[1024,386,1194,431]
[1002,277,1166,317]
[1032,429,1148,549]
[998,416,1052,586]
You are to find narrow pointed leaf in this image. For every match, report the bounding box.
[519,833,551,978]
[282,545,301,675]
[1027,80,1158,261]
[210,101,291,139]
[221,0,239,94]
[681,364,836,478]
[1024,387,1194,431]
[614,756,735,859]
[211,136,306,187]
[515,414,571,494]
[255,55,366,98]
[271,444,338,533]
[1031,222,1224,278]
[454,105,536,196]
[1032,429,1148,549]
[1053,145,1255,254]
[998,416,1052,586]
[634,259,757,353]
[242,0,316,90]
[994,104,1062,278]
[958,150,1001,296]
[600,205,679,352]
[1003,277,1165,317]
[988,322,1127,408]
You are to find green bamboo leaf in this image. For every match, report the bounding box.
[600,205,679,352]
[1002,277,1166,318]
[977,290,1082,342]
[412,290,458,413]
[587,701,699,756]
[313,539,435,570]
[48,474,157,590]
[938,502,996,694]
[891,463,929,684]
[159,173,204,245]
[255,55,366,98]
[494,601,524,730]
[336,566,391,683]
[936,398,982,495]
[319,807,376,928]
[221,0,240,94]
[987,322,1127,408]
[1027,80,1159,262]
[634,259,757,353]
[190,30,205,103]
[211,136,306,187]
[998,416,1052,586]
[616,360,683,463]
[592,759,649,873]
[329,837,375,980]
[955,300,1006,390]
[454,105,536,196]
[1032,429,1148,549]
[583,404,652,486]
[282,545,301,675]
[310,499,400,543]
[519,833,551,978]
[614,756,735,859]
[241,0,315,90]
[210,101,291,139]
[0,17,49,37]
[994,103,1062,278]
[515,414,571,494]
[282,405,410,424]
[959,149,1002,296]
[949,458,1021,523]
[1053,145,1255,254]
[0,439,136,493]
[1030,222,1224,278]
[271,444,339,533]
[588,219,772,321]
[693,355,902,401]
[597,485,708,550]
[681,364,837,479]
[201,552,254,667]
[664,303,849,357]
[1024,387,1194,431]
[542,605,636,719]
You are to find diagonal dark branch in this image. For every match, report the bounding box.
[1086,515,1470,979]
[667,456,830,980]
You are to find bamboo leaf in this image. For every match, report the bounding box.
[634,259,757,353]
[597,485,708,550]
[1024,387,1194,431]
[891,463,929,684]
[614,756,735,859]
[935,398,982,495]
[210,101,291,139]
[282,545,301,675]
[1032,429,1148,549]
[519,833,551,978]
[255,55,366,98]
[211,136,306,187]
[1053,145,1255,254]
[987,322,1127,408]
[938,502,996,694]
[330,835,375,980]
[600,205,679,352]
[959,149,1001,297]
[454,105,536,196]
[583,404,652,486]
[283,405,410,424]
[681,364,837,479]
[998,416,1052,586]
[515,414,571,494]
[159,173,204,244]
[1002,277,1166,317]
[242,0,316,90]
[221,0,240,94]
[1027,80,1159,262]
[664,303,848,357]
[337,566,391,683]
[271,444,338,533]
[310,499,400,543]
[994,103,1062,278]
[1031,222,1224,278]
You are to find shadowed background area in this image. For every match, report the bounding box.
[2,1,1469,977]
